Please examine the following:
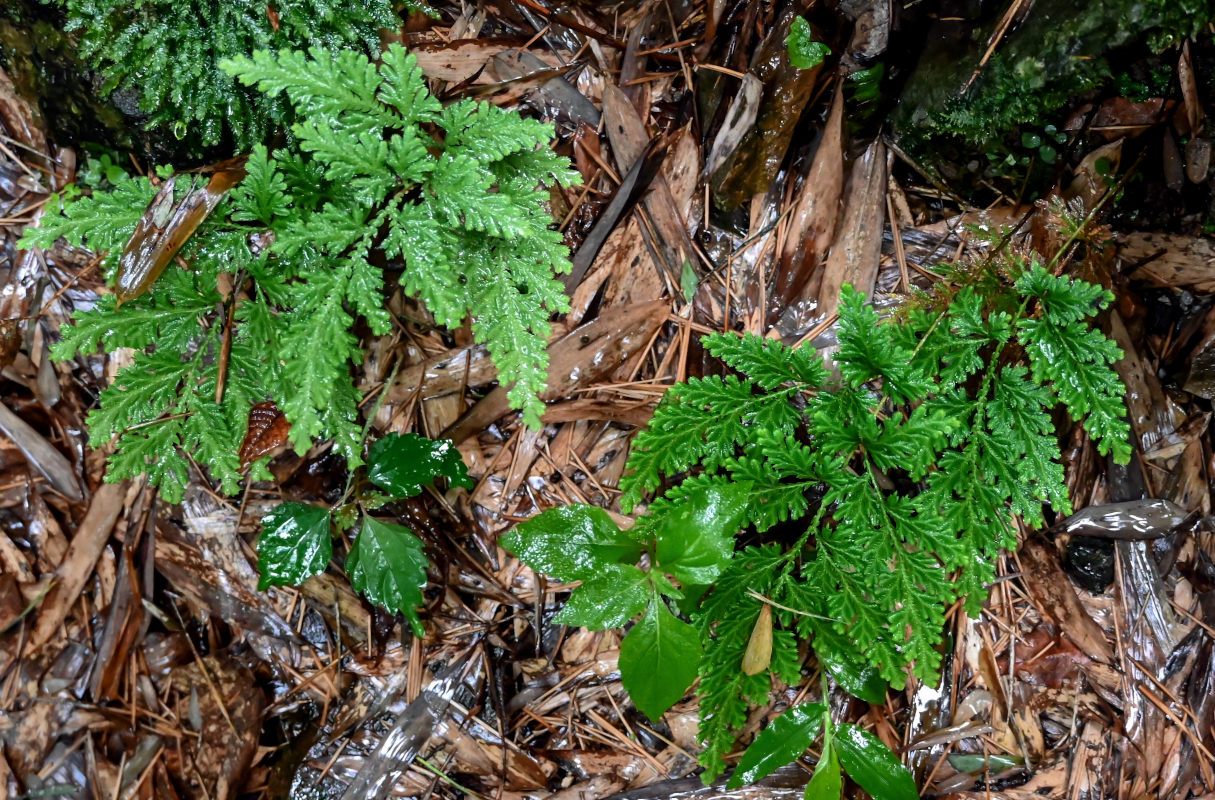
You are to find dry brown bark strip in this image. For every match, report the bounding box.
[602,84,698,288]
[816,138,887,322]
[25,480,126,653]
[443,299,668,442]
[1017,536,1114,664]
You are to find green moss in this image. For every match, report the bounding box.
[47,0,432,149]
[898,0,1215,148]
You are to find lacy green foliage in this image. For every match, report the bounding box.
[257,433,472,636]
[25,45,578,501]
[50,0,424,147]
[615,265,1129,781]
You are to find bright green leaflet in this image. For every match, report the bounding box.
[619,599,701,721]
[833,723,918,800]
[804,746,842,800]
[727,702,826,789]
[786,17,831,70]
[347,517,430,638]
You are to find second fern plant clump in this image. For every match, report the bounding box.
[28,44,579,502]
[505,257,1130,788]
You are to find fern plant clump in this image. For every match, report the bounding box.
[50,0,425,147]
[506,256,1130,783]
[22,44,580,502]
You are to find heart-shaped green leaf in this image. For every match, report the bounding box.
[347,516,430,637]
[653,484,748,585]
[554,564,651,630]
[501,504,642,583]
[366,433,472,498]
[619,599,700,720]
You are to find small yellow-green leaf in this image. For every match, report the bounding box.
[786,17,831,70]
[804,745,842,800]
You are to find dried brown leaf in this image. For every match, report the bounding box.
[238,401,291,469]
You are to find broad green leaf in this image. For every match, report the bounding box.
[554,564,652,629]
[366,433,473,498]
[726,702,827,789]
[347,516,430,638]
[815,629,889,705]
[619,600,700,720]
[501,504,643,583]
[257,502,332,590]
[804,745,842,800]
[653,484,749,585]
[833,724,917,800]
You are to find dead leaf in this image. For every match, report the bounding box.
[816,139,888,324]
[25,481,126,653]
[238,401,290,469]
[1017,537,1113,663]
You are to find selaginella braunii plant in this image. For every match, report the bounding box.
[503,230,1130,794]
[21,44,579,626]
[23,43,579,503]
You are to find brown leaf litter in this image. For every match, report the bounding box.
[2,1,1215,799]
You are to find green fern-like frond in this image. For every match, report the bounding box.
[702,332,828,389]
[695,544,788,781]
[837,285,932,403]
[34,42,578,500]
[19,177,158,272]
[612,265,1131,778]
[1013,266,1130,461]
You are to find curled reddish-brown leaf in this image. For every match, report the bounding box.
[238,402,290,469]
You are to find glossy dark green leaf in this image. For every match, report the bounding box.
[501,504,643,583]
[554,564,651,629]
[833,724,918,800]
[653,484,748,585]
[804,745,842,800]
[347,516,430,637]
[726,702,827,789]
[619,599,700,720]
[815,629,889,705]
[257,502,332,590]
[366,433,473,498]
